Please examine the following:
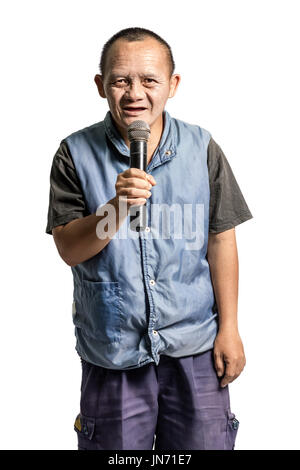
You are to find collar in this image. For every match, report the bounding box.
[103,109,176,171]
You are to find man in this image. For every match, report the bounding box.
[46,27,253,450]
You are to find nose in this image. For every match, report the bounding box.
[125,79,145,101]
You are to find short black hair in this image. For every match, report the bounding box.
[99,27,175,78]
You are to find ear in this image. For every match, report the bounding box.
[168,74,181,99]
[94,74,106,98]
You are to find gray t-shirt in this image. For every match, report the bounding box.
[45,137,253,235]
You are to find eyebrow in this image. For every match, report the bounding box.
[109,73,161,80]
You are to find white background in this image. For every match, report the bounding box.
[0,0,299,450]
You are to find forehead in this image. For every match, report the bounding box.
[106,38,169,75]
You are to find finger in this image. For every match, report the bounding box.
[122,168,156,186]
[119,187,152,199]
[123,168,148,180]
[128,198,147,207]
[220,373,239,388]
[119,196,147,206]
[220,364,237,387]
[122,177,153,190]
[214,352,225,378]
[146,174,157,185]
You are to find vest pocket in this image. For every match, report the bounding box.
[74,280,121,343]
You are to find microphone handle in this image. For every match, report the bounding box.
[129,140,147,232]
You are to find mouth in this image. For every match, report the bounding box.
[122,106,147,114]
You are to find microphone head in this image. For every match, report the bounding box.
[127,120,151,142]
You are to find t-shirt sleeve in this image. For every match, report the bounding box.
[45,140,88,235]
[207,137,253,233]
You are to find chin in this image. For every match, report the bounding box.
[122,114,150,126]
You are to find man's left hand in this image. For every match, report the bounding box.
[213,328,246,388]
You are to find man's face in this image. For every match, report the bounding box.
[94,38,180,137]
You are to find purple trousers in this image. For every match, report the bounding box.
[74,349,239,450]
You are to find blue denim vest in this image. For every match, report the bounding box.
[65,110,218,370]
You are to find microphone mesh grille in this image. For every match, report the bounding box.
[127,120,151,142]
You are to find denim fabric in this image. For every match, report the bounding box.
[65,110,219,370]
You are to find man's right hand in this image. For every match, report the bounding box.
[52,169,157,267]
[114,168,156,210]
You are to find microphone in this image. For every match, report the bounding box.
[127,120,151,232]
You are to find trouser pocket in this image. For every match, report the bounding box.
[225,409,239,450]
[74,413,96,450]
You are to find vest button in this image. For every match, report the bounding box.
[165,150,171,156]
[149,279,156,286]
[145,226,150,232]
[153,330,158,335]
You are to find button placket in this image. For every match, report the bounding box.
[139,234,159,361]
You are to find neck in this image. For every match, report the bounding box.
[113,112,165,164]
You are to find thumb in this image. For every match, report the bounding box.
[214,352,225,377]
[146,174,156,185]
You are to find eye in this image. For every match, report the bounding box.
[144,78,155,84]
[112,78,128,87]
